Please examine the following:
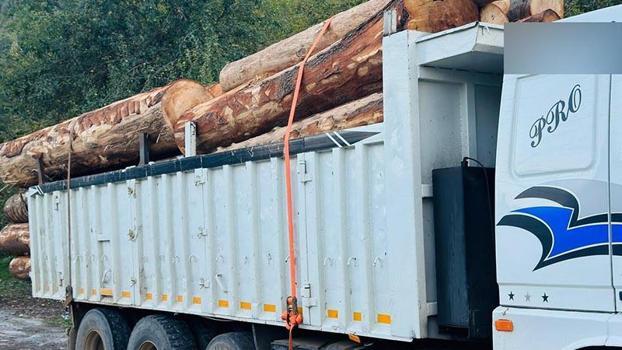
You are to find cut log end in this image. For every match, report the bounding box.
[0,223,30,256]
[481,1,510,24]
[162,80,222,132]
[3,192,28,224]
[9,256,30,280]
[508,0,563,21]
[406,0,480,33]
[518,8,561,22]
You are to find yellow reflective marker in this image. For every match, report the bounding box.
[377,313,392,324]
[263,304,277,313]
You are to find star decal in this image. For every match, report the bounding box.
[525,293,531,302]
[542,293,549,302]
[508,292,515,301]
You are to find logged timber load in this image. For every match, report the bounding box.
[9,256,30,280]
[405,0,480,32]
[480,0,563,24]
[0,224,30,255]
[218,0,392,92]
[0,80,219,188]
[518,8,561,21]
[480,0,511,24]
[3,192,28,224]
[173,5,389,154]
[219,93,383,152]
[508,0,563,20]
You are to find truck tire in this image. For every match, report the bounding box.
[127,314,196,350]
[206,332,255,350]
[75,308,130,350]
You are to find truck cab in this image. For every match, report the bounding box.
[494,5,622,349]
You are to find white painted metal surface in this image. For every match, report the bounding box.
[29,23,503,342]
[493,7,622,350]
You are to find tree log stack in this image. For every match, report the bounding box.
[0,223,29,256]
[219,0,393,92]
[480,0,563,24]
[3,192,28,224]
[9,256,30,280]
[219,93,383,152]
[0,80,220,188]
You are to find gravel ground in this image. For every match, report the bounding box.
[0,294,68,349]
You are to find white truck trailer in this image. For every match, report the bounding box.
[26,5,622,350]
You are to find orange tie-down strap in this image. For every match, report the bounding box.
[281,17,333,350]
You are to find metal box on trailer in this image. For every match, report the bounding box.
[28,22,504,342]
[433,165,497,339]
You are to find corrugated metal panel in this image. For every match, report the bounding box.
[28,128,405,340]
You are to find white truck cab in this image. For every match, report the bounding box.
[494,6,622,349]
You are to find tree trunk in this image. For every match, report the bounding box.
[174,6,388,154]
[481,0,510,24]
[9,256,30,280]
[406,0,479,33]
[0,224,29,255]
[0,80,217,187]
[219,0,393,92]
[3,192,28,224]
[518,8,561,21]
[508,0,563,21]
[218,93,383,152]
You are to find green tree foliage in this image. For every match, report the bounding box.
[0,0,365,143]
[566,0,622,16]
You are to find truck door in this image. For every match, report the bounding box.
[496,74,614,312]
[609,74,622,311]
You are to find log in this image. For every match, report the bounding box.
[406,0,480,33]
[0,80,218,187]
[219,93,383,152]
[174,4,388,154]
[3,192,28,224]
[219,0,393,92]
[518,8,561,21]
[0,224,29,256]
[480,0,510,24]
[9,256,30,280]
[508,0,563,21]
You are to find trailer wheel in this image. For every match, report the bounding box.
[75,308,130,350]
[127,315,195,350]
[206,332,255,350]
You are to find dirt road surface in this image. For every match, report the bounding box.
[0,310,66,349]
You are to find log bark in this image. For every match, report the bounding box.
[3,192,28,224]
[508,0,563,21]
[480,0,510,24]
[406,0,479,33]
[219,93,383,152]
[219,0,393,92]
[9,256,30,280]
[0,80,216,187]
[174,6,388,154]
[0,224,29,256]
[518,8,561,21]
